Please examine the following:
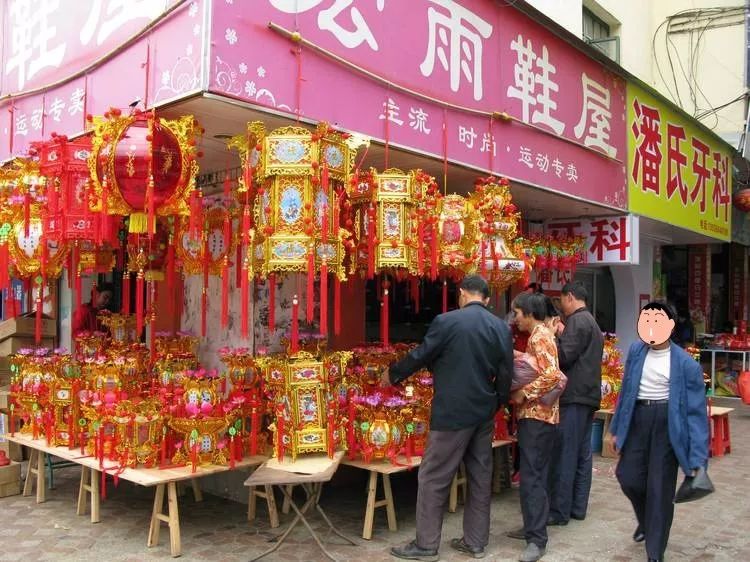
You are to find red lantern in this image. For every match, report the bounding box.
[89,112,200,232]
[733,188,750,213]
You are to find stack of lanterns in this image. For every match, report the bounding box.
[600,334,624,410]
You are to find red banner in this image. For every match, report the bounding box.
[729,244,748,327]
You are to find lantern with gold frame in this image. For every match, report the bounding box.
[469,177,526,291]
[435,193,479,281]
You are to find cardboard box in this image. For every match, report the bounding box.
[0,315,56,342]
[0,337,54,356]
[0,461,21,497]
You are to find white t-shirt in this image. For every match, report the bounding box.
[637,346,671,400]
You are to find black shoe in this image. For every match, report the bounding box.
[391,540,439,562]
[633,527,645,543]
[546,517,568,526]
[506,527,526,540]
[647,559,662,562]
[519,542,546,562]
[570,513,586,521]
[450,537,486,559]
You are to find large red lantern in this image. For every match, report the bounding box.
[88,110,200,233]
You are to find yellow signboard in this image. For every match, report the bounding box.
[627,83,732,241]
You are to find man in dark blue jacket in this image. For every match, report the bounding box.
[387,275,514,561]
[610,302,709,562]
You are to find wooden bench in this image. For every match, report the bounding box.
[5,432,267,557]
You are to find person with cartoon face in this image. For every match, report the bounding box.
[609,302,709,562]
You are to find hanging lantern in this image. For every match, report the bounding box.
[31,134,100,241]
[9,212,69,279]
[435,194,478,281]
[470,177,525,291]
[88,110,200,233]
[349,168,439,279]
[175,203,236,275]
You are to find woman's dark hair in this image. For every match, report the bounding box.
[512,292,547,321]
[641,301,675,321]
[543,295,559,319]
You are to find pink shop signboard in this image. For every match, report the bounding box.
[210,0,627,209]
[0,0,205,160]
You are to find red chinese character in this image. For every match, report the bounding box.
[589,217,630,261]
[666,123,687,205]
[690,138,710,213]
[631,99,662,194]
[711,152,730,221]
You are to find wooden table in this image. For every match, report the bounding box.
[4,432,266,557]
[341,439,513,540]
[245,452,355,562]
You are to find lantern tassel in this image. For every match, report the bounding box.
[35,280,43,344]
[23,194,31,237]
[382,284,390,347]
[480,238,487,278]
[417,222,425,275]
[320,263,328,336]
[442,278,448,313]
[291,295,299,354]
[222,258,230,329]
[202,235,209,338]
[75,270,82,315]
[149,283,156,363]
[136,272,144,338]
[306,249,315,323]
[430,224,439,281]
[165,236,176,292]
[147,175,155,235]
[0,243,8,292]
[334,276,341,336]
[241,265,249,339]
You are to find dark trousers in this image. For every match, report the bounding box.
[549,404,595,522]
[616,402,679,560]
[518,418,557,549]
[416,419,494,551]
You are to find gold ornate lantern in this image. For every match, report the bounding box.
[469,177,526,291]
[436,194,479,281]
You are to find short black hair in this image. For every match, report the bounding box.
[561,281,588,303]
[543,295,559,319]
[460,275,490,299]
[525,282,543,294]
[97,282,115,295]
[641,301,675,321]
[512,292,547,321]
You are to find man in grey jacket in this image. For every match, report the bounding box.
[548,281,604,525]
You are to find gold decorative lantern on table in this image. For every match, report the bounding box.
[260,350,351,462]
[469,177,526,291]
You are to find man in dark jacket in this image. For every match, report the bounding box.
[548,281,604,525]
[387,275,513,561]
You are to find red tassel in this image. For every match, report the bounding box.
[122,271,131,315]
[189,190,202,239]
[241,268,249,339]
[334,276,341,336]
[75,270,82,314]
[291,295,299,354]
[221,258,229,329]
[367,207,376,279]
[268,273,276,332]
[417,222,425,275]
[202,235,209,338]
[147,175,155,235]
[166,237,176,292]
[136,273,144,337]
[320,263,328,336]
[149,283,156,362]
[306,250,315,322]
[442,278,448,313]
[480,238,487,278]
[235,243,243,288]
[322,163,329,191]
[0,243,8,291]
[99,175,109,246]
[35,281,43,344]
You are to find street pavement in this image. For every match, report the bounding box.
[0,398,747,561]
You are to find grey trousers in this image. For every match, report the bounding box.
[416,419,494,551]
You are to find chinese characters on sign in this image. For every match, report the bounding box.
[544,215,640,265]
[628,84,732,241]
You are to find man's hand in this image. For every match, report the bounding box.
[380,368,391,387]
[511,389,526,405]
[555,320,565,336]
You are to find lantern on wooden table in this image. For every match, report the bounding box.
[469,177,525,291]
[220,347,267,456]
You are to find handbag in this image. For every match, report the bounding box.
[674,466,715,503]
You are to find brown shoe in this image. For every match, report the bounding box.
[506,527,526,540]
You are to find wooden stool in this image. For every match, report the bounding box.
[76,466,101,523]
[147,482,181,558]
[363,471,397,540]
[281,484,295,514]
[22,448,47,503]
[248,485,280,528]
[449,463,467,513]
